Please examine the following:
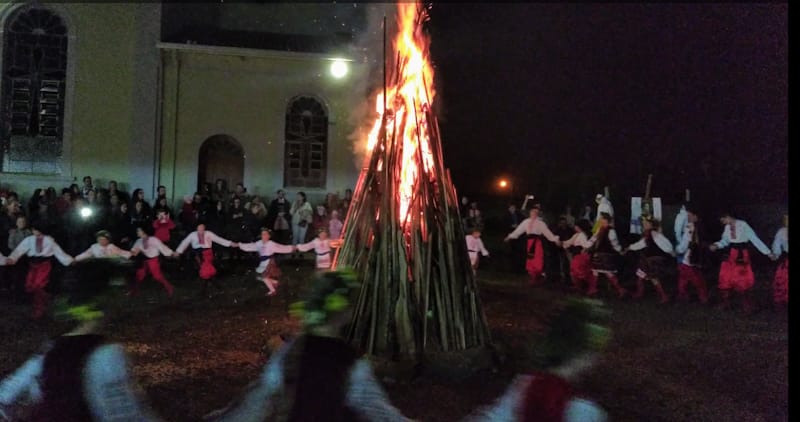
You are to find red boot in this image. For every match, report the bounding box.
[608,275,627,299]
[633,278,645,300]
[653,281,670,304]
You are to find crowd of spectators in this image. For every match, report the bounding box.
[0,176,353,263]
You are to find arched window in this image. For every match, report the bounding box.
[284,96,328,188]
[1,7,68,173]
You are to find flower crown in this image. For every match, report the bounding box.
[535,297,612,367]
[289,269,360,328]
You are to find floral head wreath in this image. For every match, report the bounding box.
[534,297,612,368]
[289,269,360,328]
[54,298,104,322]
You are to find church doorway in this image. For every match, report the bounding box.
[197,134,244,196]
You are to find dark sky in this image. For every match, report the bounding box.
[425,4,787,209]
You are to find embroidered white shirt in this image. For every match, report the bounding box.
[131,236,174,259]
[75,243,132,261]
[176,230,233,253]
[9,235,73,266]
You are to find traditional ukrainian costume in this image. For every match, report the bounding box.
[8,235,74,318]
[176,230,233,280]
[130,235,175,296]
[239,240,294,281]
[771,225,788,305]
[675,220,709,304]
[465,235,490,274]
[506,215,560,284]
[297,238,335,270]
[628,225,674,303]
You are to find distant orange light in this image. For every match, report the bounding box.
[498,179,509,188]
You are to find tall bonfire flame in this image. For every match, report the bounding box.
[333,1,490,360]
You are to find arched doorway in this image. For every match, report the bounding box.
[198,134,244,194]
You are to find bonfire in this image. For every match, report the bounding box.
[333,1,490,361]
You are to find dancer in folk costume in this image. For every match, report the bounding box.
[297,228,343,271]
[466,227,490,276]
[585,213,627,299]
[504,204,562,285]
[709,212,776,314]
[592,194,614,234]
[625,217,675,304]
[562,219,595,295]
[130,226,175,297]
[175,223,237,296]
[6,222,74,319]
[238,229,295,296]
[674,206,709,304]
[74,230,132,261]
[0,260,161,421]
[771,214,788,307]
[466,297,611,422]
[206,271,410,422]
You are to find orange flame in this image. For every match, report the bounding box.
[365,2,436,225]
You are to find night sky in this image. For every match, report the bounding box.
[425,4,787,209]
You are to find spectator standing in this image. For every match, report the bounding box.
[290,192,313,246]
[329,210,344,240]
[267,190,292,245]
[81,176,94,199]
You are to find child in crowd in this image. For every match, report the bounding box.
[466,227,490,276]
[328,210,344,240]
[152,209,176,245]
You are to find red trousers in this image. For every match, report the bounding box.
[525,237,545,283]
[678,264,709,304]
[26,260,52,319]
[197,249,217,280]
[135,258,173,295]
[570,252,594,293]
[718,249,754,292]
[773,259,788,305]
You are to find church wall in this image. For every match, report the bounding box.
[158,46,367,207]
[0,3,160,200]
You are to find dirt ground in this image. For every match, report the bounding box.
[0,236,788,421]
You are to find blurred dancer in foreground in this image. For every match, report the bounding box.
[466,297,611,422]
[205,270,411,422]
[0,259,161,421]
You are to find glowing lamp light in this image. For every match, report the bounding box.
[80,207,93,218]
[498,179,509,189]
[330,59,349,79]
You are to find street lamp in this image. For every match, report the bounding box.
[330,59,349,79]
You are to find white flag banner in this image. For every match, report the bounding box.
[631,197,663,235]
[652,197,663,221]
[630,197,643,234]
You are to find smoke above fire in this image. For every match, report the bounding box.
[346,3,398,169]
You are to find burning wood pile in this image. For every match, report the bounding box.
[333,2,490,360]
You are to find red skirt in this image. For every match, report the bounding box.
[264,260,282,279]
[199,249,217,280]
[718,248,754,292]
[26,260,52,291]
[525,237,545,277]
[773,258,788,304]
[570,252,593,281]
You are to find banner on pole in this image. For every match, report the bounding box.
[630,197,662,234]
